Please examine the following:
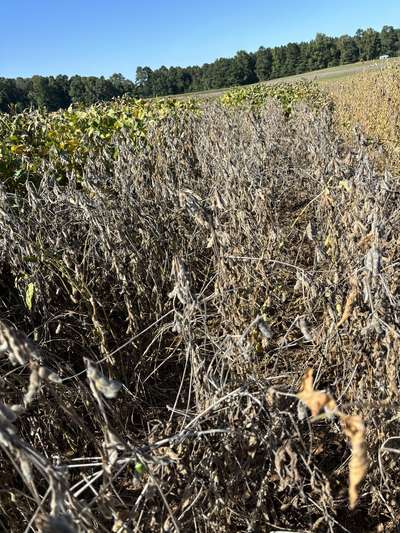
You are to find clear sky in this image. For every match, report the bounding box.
[1,0,399,79]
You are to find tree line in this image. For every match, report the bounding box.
[0,74,137,112]
[1,25,399,112]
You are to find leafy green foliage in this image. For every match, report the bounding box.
[221,81,330,114]
[0,97,198,190]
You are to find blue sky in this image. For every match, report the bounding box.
[1,0,398,79]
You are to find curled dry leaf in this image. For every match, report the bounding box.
[297,368,336,417]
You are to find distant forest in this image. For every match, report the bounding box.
[1,25,399,111]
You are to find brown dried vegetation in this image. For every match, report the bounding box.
[1,97,400,532]
[330,62,400,173]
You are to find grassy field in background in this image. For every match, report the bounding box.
[173,56,400,98]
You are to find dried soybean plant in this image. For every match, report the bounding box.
[1,96,400,532]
